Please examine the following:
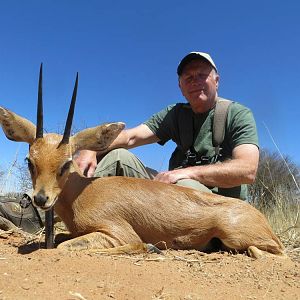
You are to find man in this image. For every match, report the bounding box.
[76,52,259,200]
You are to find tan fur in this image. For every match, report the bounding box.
[0,107,36,143]
[0,106,285,258]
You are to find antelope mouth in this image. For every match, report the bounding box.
[44,196,59,211]
[34,196,59,211]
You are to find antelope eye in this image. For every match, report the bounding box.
[59,160,72,177]
[25,158,34,174]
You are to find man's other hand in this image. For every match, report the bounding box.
[154,169,191,184]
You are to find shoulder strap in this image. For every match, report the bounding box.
[213,99,232,155]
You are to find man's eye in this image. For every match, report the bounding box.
[184,76,193,83]
[198,74,208,80]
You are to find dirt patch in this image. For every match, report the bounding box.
[0,230,299,300]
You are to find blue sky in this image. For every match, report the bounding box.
[0,0,299,183]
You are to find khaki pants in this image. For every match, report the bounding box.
[94,149,212,193]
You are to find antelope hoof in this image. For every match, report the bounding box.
[247,246,264,259]
[247,246,289,260]
[57,238,91,251]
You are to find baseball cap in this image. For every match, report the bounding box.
[177,52,218,75]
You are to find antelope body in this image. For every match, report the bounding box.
[0,67,285,258]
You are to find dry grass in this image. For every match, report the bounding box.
[247,142,300,260]
[261,201,300,261]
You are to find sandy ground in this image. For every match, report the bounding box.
[0,230,299,300]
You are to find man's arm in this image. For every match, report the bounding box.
[75,124,159,176]
[154,144,259,188]
[108,124,160,149]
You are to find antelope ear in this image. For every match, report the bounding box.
[70,122,125,152]
[0,107,36,144]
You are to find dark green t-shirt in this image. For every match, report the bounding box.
[144,98,259,200]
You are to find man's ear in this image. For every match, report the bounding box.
[178,77,182,90]
[215,74,220,90]
[178,77,186,97]
[70,122,125,153]
[0,107,36,144]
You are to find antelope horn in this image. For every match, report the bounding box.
[36,63,43,138]
[61,73,78,144]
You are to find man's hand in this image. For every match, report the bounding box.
[153,144,259,187]
[154,169,192,184]
[74,150,97,177]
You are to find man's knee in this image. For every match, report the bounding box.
[100,148,134,165]
[94,148,153,179]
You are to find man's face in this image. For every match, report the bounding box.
[179,59,219,113]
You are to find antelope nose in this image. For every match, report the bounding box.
[34,192,49,207]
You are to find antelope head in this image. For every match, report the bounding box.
[0,65,124,210]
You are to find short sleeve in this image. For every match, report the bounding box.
[226,103,259,149]
[143,104,178,145]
